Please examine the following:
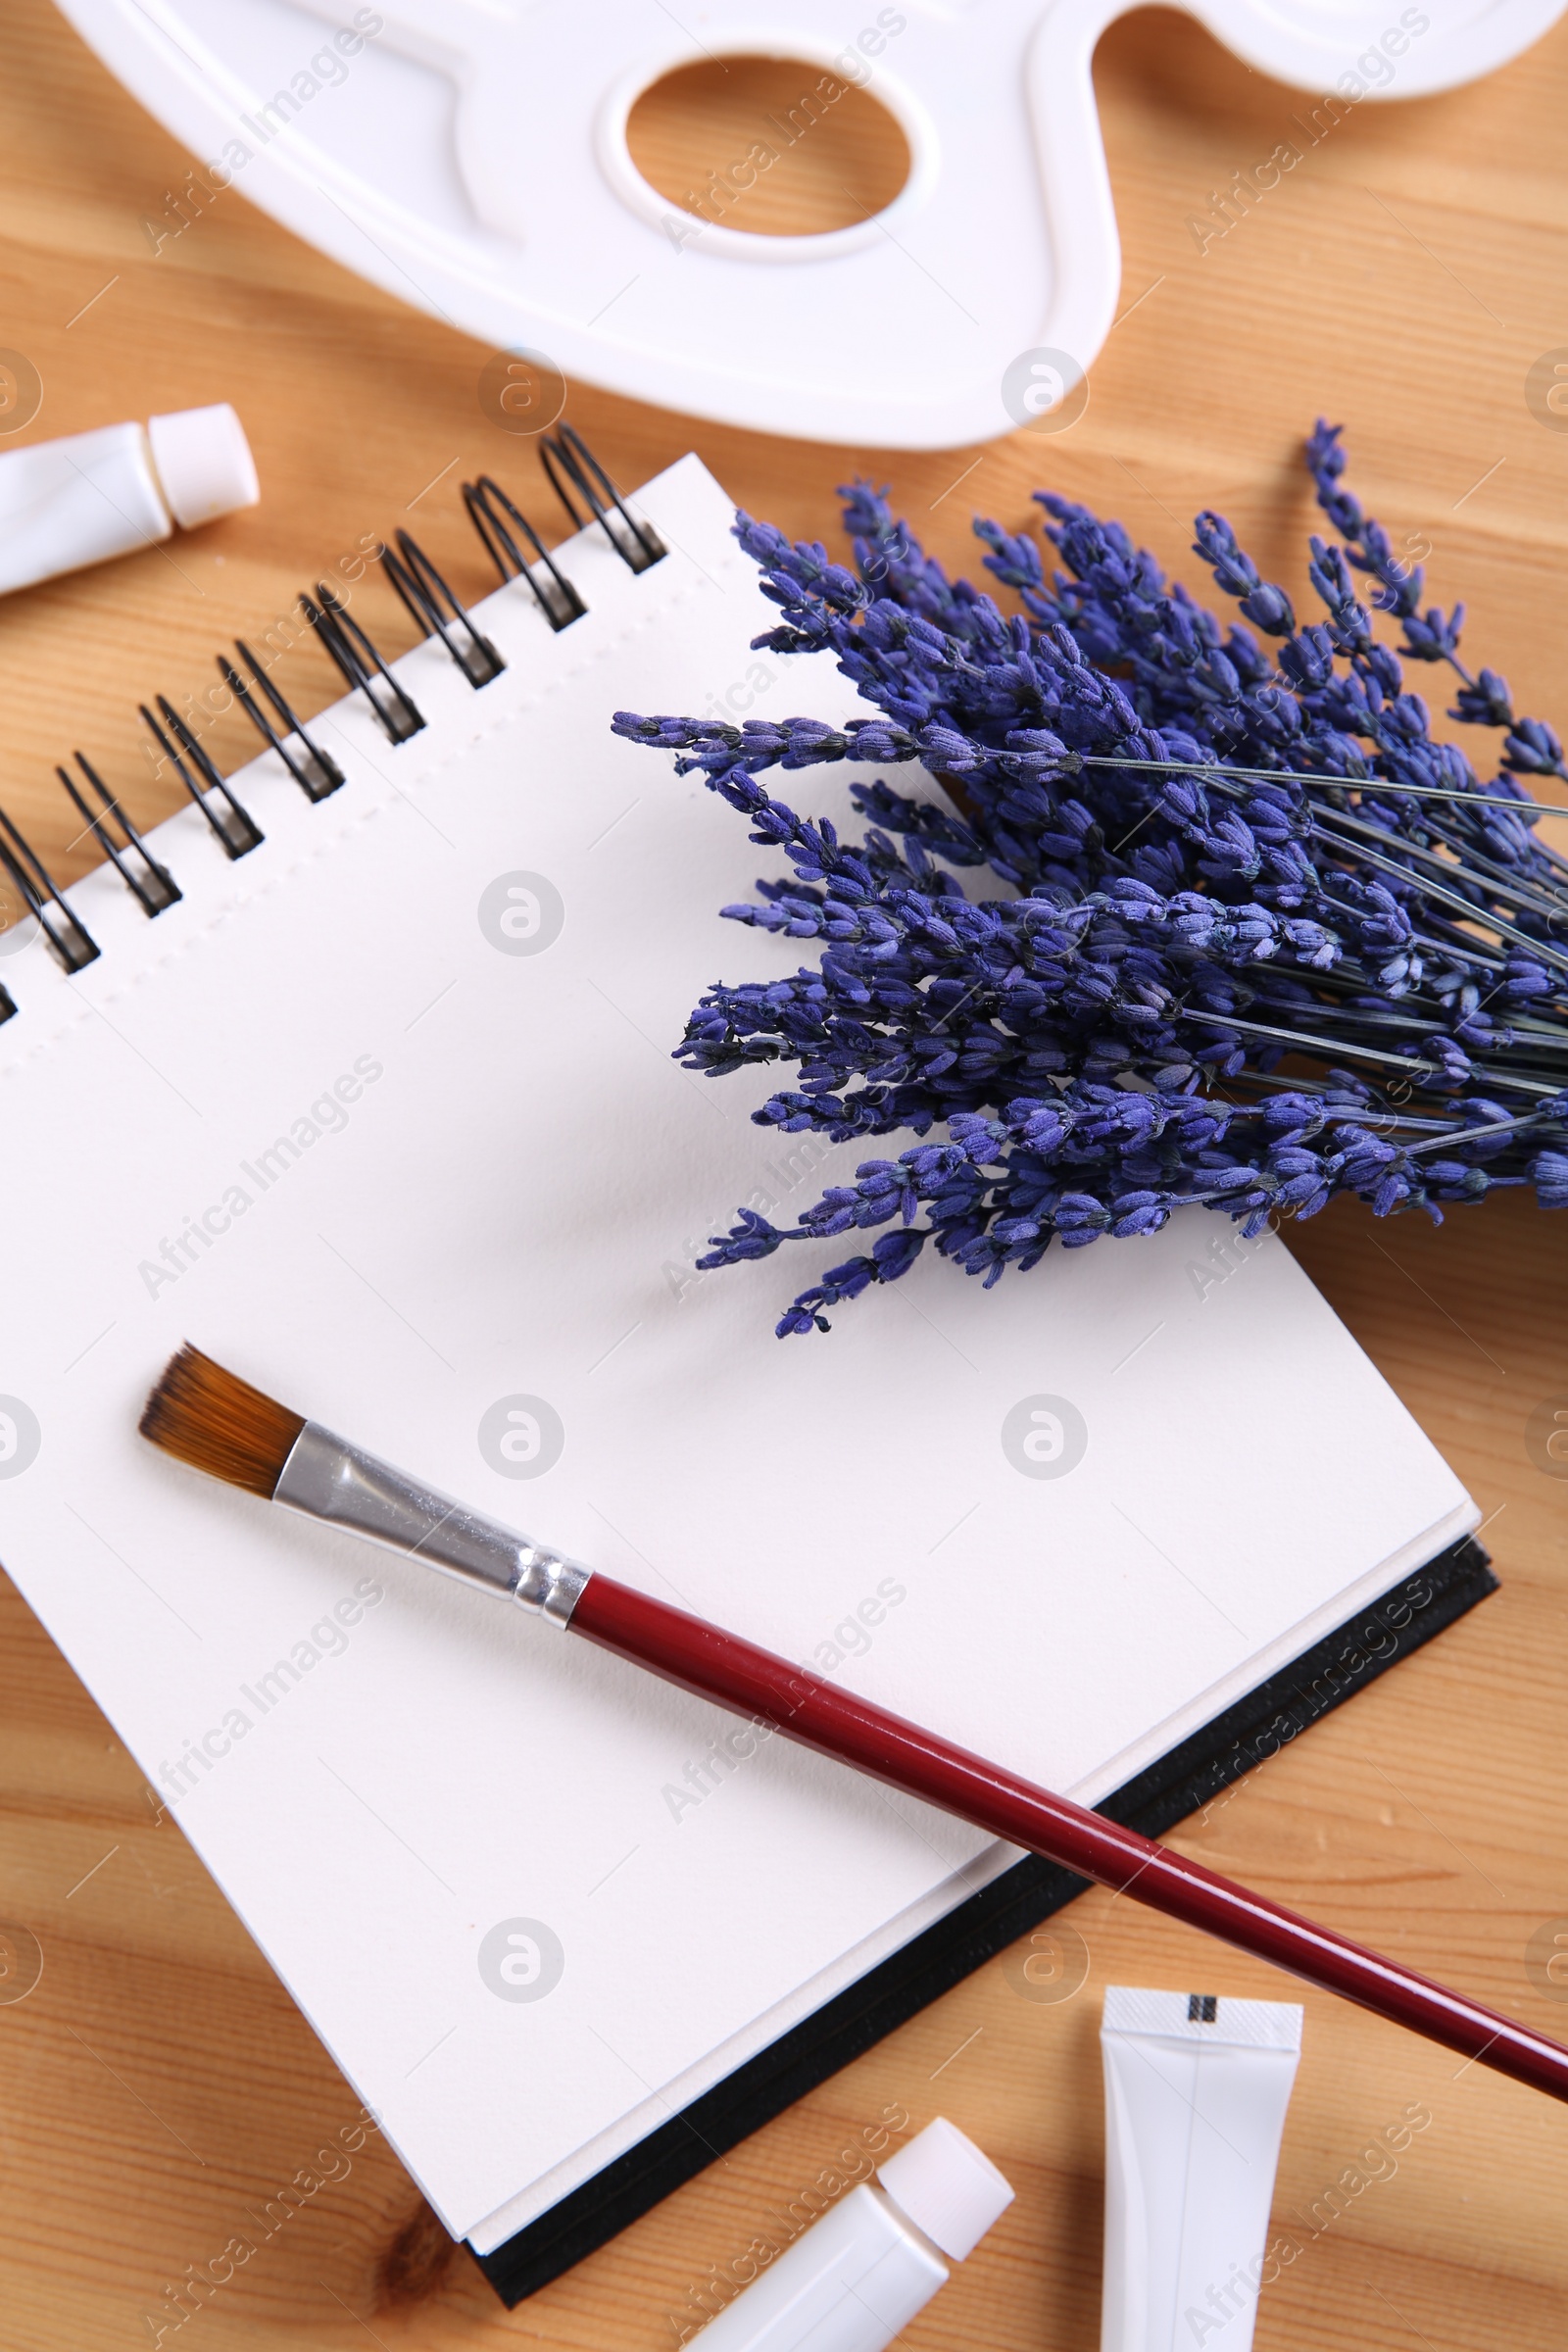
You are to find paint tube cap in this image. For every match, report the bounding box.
[877,2118,1013,2262]
[146,404,261,529]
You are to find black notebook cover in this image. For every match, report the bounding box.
[472,1535,1495,2305]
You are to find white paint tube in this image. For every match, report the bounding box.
[0,405,258,596]
[691,2117,1012,2352]
[1101,1986,1302,2352]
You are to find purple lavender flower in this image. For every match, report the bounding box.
[614,425,1568,1333]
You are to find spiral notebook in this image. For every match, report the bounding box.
[0,445,1490,2304]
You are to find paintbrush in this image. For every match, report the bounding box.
[140,1343,1568,2105]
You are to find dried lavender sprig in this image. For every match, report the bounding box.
[1075,753,1568,823]
[656,720,1568,831]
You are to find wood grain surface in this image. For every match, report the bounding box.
[1,5,1566,2347]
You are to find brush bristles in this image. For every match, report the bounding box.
[139,1345,306,1498]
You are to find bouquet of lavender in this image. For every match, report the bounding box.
[614,426,1568,1335]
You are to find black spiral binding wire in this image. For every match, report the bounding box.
[56,753,181,915]
[221,640,345,802]
[141,698,265,859]
[381,530,506,686]
[0,801,99,974]
[462,475,586,631]
[0,428,662,1019]
[301,582,425,745]
[540,423,666,573]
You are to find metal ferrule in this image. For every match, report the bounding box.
[272,1421,591,1625]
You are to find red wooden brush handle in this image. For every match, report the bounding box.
[569,1571,1568,2102]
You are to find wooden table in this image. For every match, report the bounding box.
[2,5,1566,2344]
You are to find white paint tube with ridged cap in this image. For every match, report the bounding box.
[0,405,258,596]
[1101,1986,1302,2352]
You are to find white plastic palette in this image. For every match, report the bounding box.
[59,0,1564,446]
